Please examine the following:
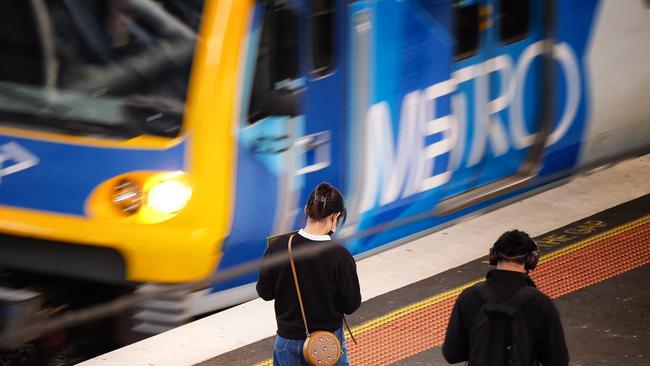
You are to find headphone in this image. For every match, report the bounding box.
[488,240,540,271]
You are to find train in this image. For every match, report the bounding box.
[0,0,648,360]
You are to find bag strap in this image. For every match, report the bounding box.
[476,282,539,317]
[343,316,357,345]
[475,282,498,303]
[507,286,539,310]
[287,235,311,337]
[288,234,359,345]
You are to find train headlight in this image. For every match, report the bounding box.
[146,180,192,214]
[112,179,143,214]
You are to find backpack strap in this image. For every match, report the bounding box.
[476,283,511,316]
[475,282,498,303]
[507,286,539,311]
[476,283,539,317]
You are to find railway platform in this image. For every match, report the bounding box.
[82,155,650,366]
[202,195,650,366]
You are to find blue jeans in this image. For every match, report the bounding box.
[273,327,350,366]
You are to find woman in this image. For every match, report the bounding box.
[257,182,362,366]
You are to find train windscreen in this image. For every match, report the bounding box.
[0,0,204,138]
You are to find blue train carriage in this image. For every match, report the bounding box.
[208,0,649,309]
[205,0,650,327]
[0,0,648,349]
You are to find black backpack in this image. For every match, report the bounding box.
[468,283,540,366]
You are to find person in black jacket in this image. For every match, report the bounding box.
[257,182,362,366]
[442,230,569,366]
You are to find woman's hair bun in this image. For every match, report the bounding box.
[314,182,332,201]
[305,182,347,226]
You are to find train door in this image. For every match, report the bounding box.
[292,0,348,226]
[437,0,550,214]
[438,0,492,200]
[212,0,348,296]
[476,0,544,185]
[239,0,347,236]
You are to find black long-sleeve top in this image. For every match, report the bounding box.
[442,269,569,366]
[256,230,362,340]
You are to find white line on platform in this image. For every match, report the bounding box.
[79,154,650,366]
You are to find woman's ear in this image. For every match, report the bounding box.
[334,212,341,222]
[304,205,308,217]
[330,212,341,232]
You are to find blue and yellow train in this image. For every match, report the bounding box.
[0,0,648,342]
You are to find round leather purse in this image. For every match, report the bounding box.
[287,235,348,366]
[302,330,341,366]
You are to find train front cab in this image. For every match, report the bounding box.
[0,0,258,287]
[0,0,256,349]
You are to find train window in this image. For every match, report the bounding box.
[310,0,335,76]
[453,0,480,61]
[248,9,273,124]
[0,0,204,138]
[273,6,300,82]
[499,0,530,44]
[248,5,300,124]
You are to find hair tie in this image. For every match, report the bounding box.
[315,195,327,217]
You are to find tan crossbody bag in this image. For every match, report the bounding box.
[287,235,357,366]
